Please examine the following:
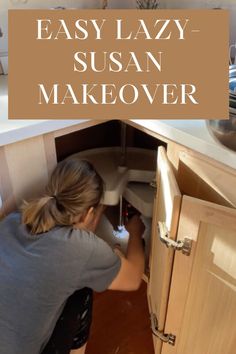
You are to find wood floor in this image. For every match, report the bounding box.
[86,281,154,354]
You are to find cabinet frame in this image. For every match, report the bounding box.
[149,146,236,354]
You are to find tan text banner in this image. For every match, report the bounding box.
[9,9,229,119]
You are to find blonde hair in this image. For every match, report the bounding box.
[21,159,103,234]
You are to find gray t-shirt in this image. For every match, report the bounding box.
[0,212,121,354]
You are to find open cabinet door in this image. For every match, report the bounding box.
[162,196,236,354]
[148,147,181,354]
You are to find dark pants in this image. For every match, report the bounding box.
[42,288,93,354]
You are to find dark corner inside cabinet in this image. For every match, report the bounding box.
[55,120,167,162]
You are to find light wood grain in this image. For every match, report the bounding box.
[148,146,182,354]
[167,141,236,208]
[166,141,185,175]
[53,120,105,138]
[4,136,49,206]
[0,146,16,217]
[43,132,57,177]
[178,150,236,208]
[162,196,236,354]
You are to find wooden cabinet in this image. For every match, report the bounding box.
[1,120,236,354]
[0,120,162,218]
[147,146,181,353]
[0,134,56,218]
[148,146,236,354]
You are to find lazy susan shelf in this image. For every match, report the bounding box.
[68,147,156,206]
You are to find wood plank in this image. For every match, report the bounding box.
[178,150,236,208]
[157,147,182,234]
[53,120,106,138]
[166,141,187,176]
[148,146,182,354]
[43,132,57,177]
[162,196,236,354]
[4,136,48,205]
[167,142,236,208]
[0,146,16,217]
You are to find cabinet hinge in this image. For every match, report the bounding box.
[150,313,176,346]
[158,221,192,256]
[150,180,157,189]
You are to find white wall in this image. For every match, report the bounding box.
[158,0,236,45]
[1,0,103,10]
[0,0,104,55]
[109,0,236,45]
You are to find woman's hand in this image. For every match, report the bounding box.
[125,215,145,239]
[109,215,145,291]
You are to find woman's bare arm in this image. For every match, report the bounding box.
[76,207,145,291]
[108,215,145,291]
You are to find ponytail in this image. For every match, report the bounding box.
[21,159,103,234]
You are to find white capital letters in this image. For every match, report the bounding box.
[38,84,58,104]
[116,19,132,39]
[91,19,106,39]
[55,20,72,40]
[174,19,189,40]
[74,52,87,72]
[155,20,171,40]
[37,19,52,40]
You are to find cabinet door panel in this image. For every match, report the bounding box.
[162,196,236,354]
[177,150,236,208]
[148,147,181,354]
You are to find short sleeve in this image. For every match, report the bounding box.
[79,232,121,292]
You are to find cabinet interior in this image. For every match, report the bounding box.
[55,120,163,274]
[55,120,166,162]
[176,152,236,209]
[55,119,167,213]
[55,119,166,209]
